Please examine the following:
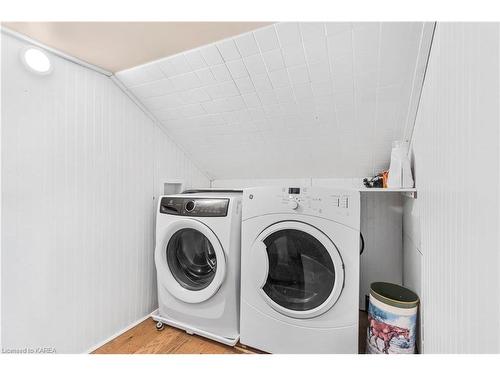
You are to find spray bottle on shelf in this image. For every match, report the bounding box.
[387,140,414,188]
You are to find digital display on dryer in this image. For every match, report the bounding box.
[288,187,300,194]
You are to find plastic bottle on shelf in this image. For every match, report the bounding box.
[387,140,414,188]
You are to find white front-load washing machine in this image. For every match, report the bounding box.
[240,186,360,353]
[152,190,242,345]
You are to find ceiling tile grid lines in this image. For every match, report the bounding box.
[116,22,431,179]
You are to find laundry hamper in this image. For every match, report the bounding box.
[366,282,419,354]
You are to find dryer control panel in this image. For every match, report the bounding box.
[160,197,229,217]
[243,186,360,230]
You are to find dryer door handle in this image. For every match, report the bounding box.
[253,241,269,289]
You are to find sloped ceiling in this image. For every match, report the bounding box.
[2,22,272,72]
[116,22,434,180]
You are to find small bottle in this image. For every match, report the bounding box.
[387,140,414,188]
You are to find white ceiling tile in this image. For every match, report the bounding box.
[275,86,295,103]
[242,92,262,108]
[170,72,202,91]
[180,104,206,117]
[334,89,355,111]
[352,24,380,75]
[304,37,329,64]
[225,96,246,112]
[169,54,191,75]
[352,22,380,31]
[234,76,255,93]
[143,92,185,110]
[248,107,266,121]
[288,65,310,85]
[184,49,208,71]
[251,73,273,92]
[129,78,175,98]
[297,98,316,113]
[243,54,267,76]
[354,72,378,91]
[327,30,353,58]
[155,107,182,121]
[282,44,307,67]
[331,54,353,77]
[234,33,260,57]
[216,39,241,61]
[263,105,283,118]
[116,65,165,87]
[211,64,232,82]
[332,72,354,91]
[308,62,332,83]
[226,59,249,79]
[253,25,280,52]
[201,100,220,114]
[312,81,334,97]
[293,83,314,100]
[215,98,234,113]
[262,49,285,71]
[275,22,301,47]
[158,59,178,77]
[269,69,291,88]
[300,23,326,41]
[258,90,279,107]
[223,109,252,124]
[197,113,226,126]
[195,68,217,86]
[280,101,300,115]
[205,81,239,99]
[182,87,211,104]
[325,22,352,36]
[200,45,224,66]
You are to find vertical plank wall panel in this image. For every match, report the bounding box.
[1,34,209,353]
[408,23,500,353]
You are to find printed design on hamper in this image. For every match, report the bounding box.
[367,302,416,354]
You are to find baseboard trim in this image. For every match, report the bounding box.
[84,311,155,354]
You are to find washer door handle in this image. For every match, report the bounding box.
[253,241,269,289]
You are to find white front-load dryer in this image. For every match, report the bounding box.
[240,186,360,353]
[153,191,242,345]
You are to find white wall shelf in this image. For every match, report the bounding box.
[359,188,417,199]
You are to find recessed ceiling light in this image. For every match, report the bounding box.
[21,47,53,75]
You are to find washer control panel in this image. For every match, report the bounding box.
[160,197,229,217]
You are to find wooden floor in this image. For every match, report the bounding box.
[93,311,368,354]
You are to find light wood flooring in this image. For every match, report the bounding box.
[93,311,368,354]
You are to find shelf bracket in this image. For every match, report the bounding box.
[402,190,417,199]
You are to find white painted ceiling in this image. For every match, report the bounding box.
[116,22,433,180]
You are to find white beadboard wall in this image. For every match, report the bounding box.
[407,23,500,353]
[402,195,423,351]
[1,33,209,353]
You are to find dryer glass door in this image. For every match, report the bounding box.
[263,229,334,311]
[254,221,344,319]
[167,228,217,291]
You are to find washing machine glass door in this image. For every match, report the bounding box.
[156,219,226,303]
[253,221,344,319]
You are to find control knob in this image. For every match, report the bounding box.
[288,199,299,210]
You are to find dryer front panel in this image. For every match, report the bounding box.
[252,221,344,319]
[155,219,227,304]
